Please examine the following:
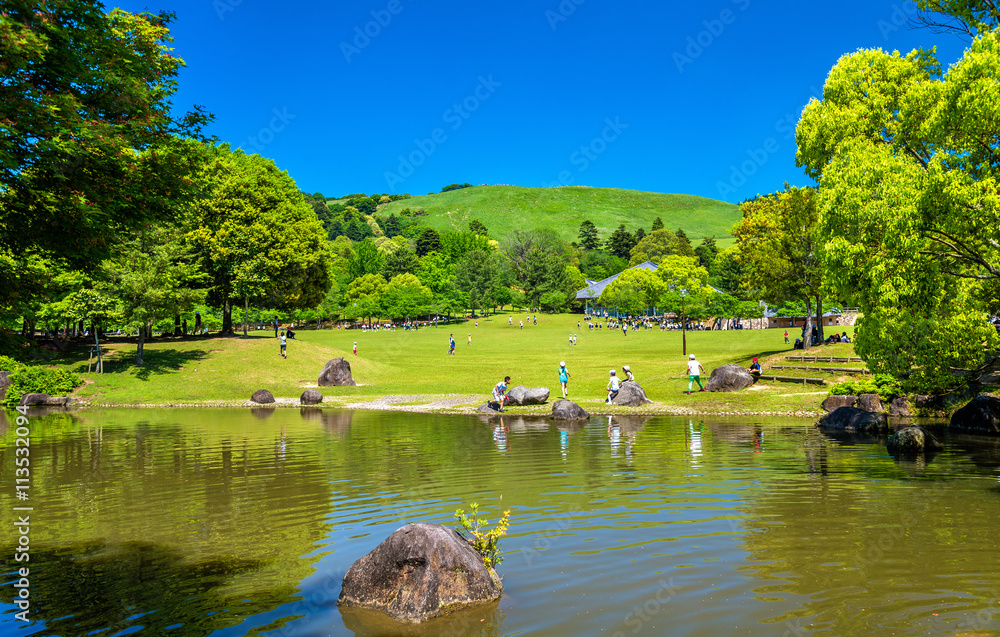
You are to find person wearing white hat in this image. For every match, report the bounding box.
[622,365,634,383]
[558,361,571,398]
[606,369,621,404]
[686,354,706,394]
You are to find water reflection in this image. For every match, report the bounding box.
[1,409,998,637]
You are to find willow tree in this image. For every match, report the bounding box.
[733,185,825,348]
[796,32,1000,390]
[186,145,332,335]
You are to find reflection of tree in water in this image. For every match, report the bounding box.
[0,540,296,637]
[341,601,505,637]
[735,432,1000,633]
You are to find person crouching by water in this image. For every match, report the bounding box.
[492,376,511,412]
[606,370,621,404]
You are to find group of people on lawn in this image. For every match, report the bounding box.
[490,356,710,412]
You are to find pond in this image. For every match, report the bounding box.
[1,408,999,637]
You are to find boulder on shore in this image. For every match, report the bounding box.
[0,370,12,403]
[18,393,73,407]
[611,382,652,406]
[551,399,589,420]
[319,357,356,387]
[251,389,275,404]
[949,395,1000,435]
[857,393,884,413]
[887,426,943,454]
[705,365,755,392]
[476,402,501,414]
[300,389,323,405]
[506,386,550,406]
[817,406,888,434]
[338,523,502,623]
[821,395,858,412]
[887,395,911,417]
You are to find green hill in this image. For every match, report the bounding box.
[379,186,739,247]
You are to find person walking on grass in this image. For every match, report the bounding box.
[509,316,512,326]
[353,341,357,355]
[468,333,472,346]
[559,361,571,398]
[449,333,456,355]
[519,320,523,330]
[280,332,287,359]
[784,330,789,344]
[606,370,621,404]
[686,354,705,394]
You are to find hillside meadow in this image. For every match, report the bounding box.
[45,312,856,414]
[377,185,740,247]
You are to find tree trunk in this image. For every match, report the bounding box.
[93,330,103,373]
[136,324,145,366]
[174,314,181,336]
[815,294,824,343]
[222,297,233,334]
[801,297,814,350]
[243,297,249,338]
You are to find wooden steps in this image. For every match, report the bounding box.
[770,365,870,375]
[786,355,863,363]
[754,374,827,385]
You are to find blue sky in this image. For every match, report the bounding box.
[114,0,967,203]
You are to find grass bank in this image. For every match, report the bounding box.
[35,312,856,415]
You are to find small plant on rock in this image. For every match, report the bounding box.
[454,501,511,570]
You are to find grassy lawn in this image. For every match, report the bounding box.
[41,312,856,413]
[378,186,740,248]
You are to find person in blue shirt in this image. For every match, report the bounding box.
[492,376,511,412]
[748,357,761,374]
[559,362,571,398]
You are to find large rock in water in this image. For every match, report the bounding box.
[338,523,502,623]
[318,357,356,387]
[300,389,323,405]
[551,399,589,420]
[611,382,652,406]
[250,389,274,404]
[505,385,550,406]
[887,426,943,454]
[817,406,889,434]
[705,365,755,392]
[822,395,858,412]
[950,395,1000,435]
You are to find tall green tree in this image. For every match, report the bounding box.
[101,228,205,364]
[454,249,507,313]
[651,217,664,232]
[578,220,601,250]
[0,3,211,269]
[733,185,824,348]
[629,229,679,266]
[605,224,637,259]
[347,238,385,279]
[380,273,432,320]
[469,219,489,237]
[416,227,442,256]
[796,30,1000,387]
[186,145,332,335]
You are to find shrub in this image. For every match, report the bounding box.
[0,355,25,372]
[830,373,902,398]
[454,502,511,570]
[4,366,83,407]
